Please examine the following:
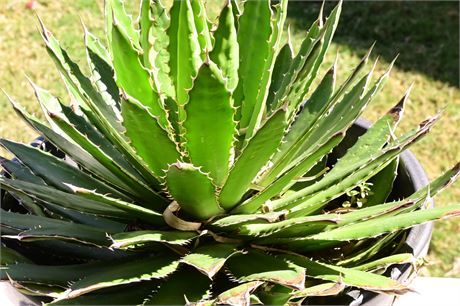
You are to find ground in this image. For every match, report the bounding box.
[0,0,458,276]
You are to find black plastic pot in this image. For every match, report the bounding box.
[0,118,433,306]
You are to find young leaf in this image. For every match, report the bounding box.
[183,64,235,186]
[244,0,288,142]
[234,0,271,130]
[109,24,168,129]
[168,0,202,112]
[219,109,287,210]
[165,163,224,220]
[209,1,239,91]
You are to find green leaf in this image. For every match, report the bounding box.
[0,157,46,185]
[266,40,293,112]
[0,177,163,223]
[226,250,305,290]
[234,214,340,238]
[105,0,140,49]
[216,281,264,305]
[139,0,152,68]
[408,162,460,203]
[168,0,202,111]
[281,64,377,178]
[5,90,149,197]
[209,1,239,91]
[1,261,105,286]
[366,157,399,206]
[84,27,120,116]
[0,244,32,265]
[286,113,438,217]
[181,243,239,278]
[233,133,343,214]
[219,108,288,210]
[17,239,133,262]
[41,202,127,233]
[165,163,224,220]
[244,0,288,143]
[48,107,163,202]
[64,255,179,298]
[121,96,180,180]
[38,21,124,134]
[210,211,287,230]
[191,0,213,59]
[287,1,342,114]
[283,254,409,294]
[183,64,235,186]
[235,0,272,130]
[29,82,156,196]
[29,80,129,172]
[267,47,376,184]
[47,282,157,305]
[110,230,197,249]
[269,80,420,214]
[144,267,211,305]
[109,24,168,129]
[0,139,128,201]
[8,281,64,299]
[354,253,414,271]
[268,18,322,112]
[142,0,175,100]
[258,64,336,187]
[310,204,460,241]
[69,186,165,224]
[1,210,112,247]
[38,22,160,186]
[257,286,292,306]
[290,282,345,298]
[336,233,399,267]
[326,87,407,172]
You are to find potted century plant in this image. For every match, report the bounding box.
[1,0,459,305]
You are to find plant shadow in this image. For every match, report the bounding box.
[287,1,460,87]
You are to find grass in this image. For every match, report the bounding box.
[0,0,458,277]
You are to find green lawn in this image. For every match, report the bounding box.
[0,0,458,276]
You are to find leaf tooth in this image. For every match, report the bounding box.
[36,14,53,43]
[388,83,412,124]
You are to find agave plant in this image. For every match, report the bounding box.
[1,0,459,304]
